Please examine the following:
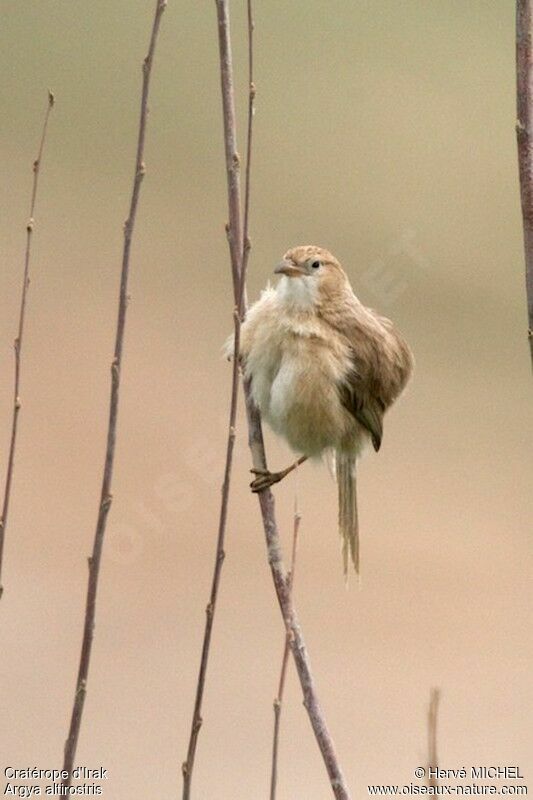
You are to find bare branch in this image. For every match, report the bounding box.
[244,397,351,799]
[214,3,351,795]
[61,0,166,785]
[181,3,256,796]
[181,301,242,799]
[427,688,440,788]
[516,0,533,370]
[0,90,54,601]
[215,0,243,298]
[270,501,301,800]
[240,0,255,317]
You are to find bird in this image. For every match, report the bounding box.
[231,245,414,574]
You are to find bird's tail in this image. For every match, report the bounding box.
[336,452,359,576]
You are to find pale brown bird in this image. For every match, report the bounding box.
[233,245,413,574]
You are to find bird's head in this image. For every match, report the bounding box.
[274,245,350,307]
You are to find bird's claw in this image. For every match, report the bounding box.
[249,468,281,493]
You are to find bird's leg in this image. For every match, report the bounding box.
[250,455,308,493]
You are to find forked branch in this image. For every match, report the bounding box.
[0,90,54,600]
[61,0,166,785]
[214,1,351,797]
[516,0,533,370]
[270,502,301,800]
[181,3,255,797]
[181,306,241,798]
[244,398,350,799]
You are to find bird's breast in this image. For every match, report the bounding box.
[247,317,355,456]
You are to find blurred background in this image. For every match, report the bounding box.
[0,1,531,797]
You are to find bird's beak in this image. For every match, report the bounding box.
[274,259,306,278]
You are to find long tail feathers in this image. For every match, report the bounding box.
[336,452,359,576]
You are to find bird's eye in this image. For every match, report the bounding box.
[311,260,321,269]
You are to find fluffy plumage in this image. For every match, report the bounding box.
[233,245,413,574]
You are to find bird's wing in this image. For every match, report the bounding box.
[338,359,385,452]
[321,303,388,452]
[321,298,412,452]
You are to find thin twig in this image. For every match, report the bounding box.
[181,308,241,799]
[61,0,166,785]
[214,2,351,796]
[0,90,54,601]
[216,0,244,300]
[181,4,255,796]
[240,0,255,316]
[270,499,301,800]
[516,0,533,370]
[427,688,440,789]
[244,396,351,799]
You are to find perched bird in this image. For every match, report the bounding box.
[233,245,413,574]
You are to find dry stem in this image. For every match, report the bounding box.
[181,3,255,797]
[427,688,440,788]
[214,2,351,796]
[516,0,533,370]
[181,308,240,798]
[244,397,351,799]
[61,0,166,785]
[270,500,301,800]
[0,90,54,601]
[241,0,255,308]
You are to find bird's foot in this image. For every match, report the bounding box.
[249,468,287,493]
[249,456,308,493]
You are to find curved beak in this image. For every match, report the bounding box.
[274,259,306,278]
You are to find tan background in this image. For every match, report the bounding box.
[1,1,532,798]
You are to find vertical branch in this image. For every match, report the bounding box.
[427,688,440,789]
[61,0,166,784]
[516,0,533,370]
[181,306,241,800]
[214,3,351,796]
[270,501,301,800]
[240,0,255,314]
[0,90,54,601]
[181,3,255,796]
[216,0,244,298]
[244,399,351,799]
